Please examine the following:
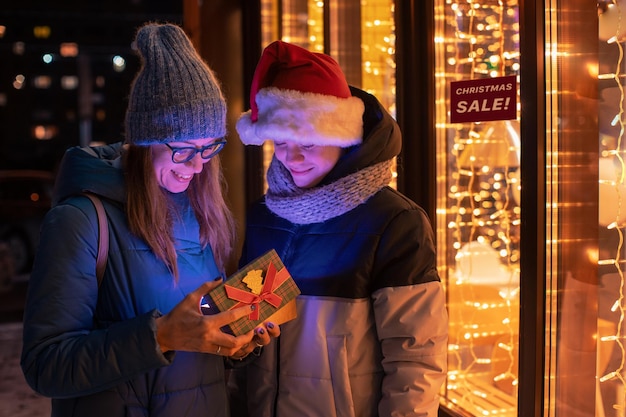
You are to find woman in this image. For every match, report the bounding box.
[21,23,277,417]
[230,41,448,417]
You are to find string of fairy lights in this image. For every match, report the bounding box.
[445,1,626,415]
[441,0,520,415]
[598,1,626,413]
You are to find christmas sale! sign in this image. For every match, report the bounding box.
[450,75,517,123]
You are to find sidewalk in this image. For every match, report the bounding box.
[0,274,50,417]
[0,321,50,417]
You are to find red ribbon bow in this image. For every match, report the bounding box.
[225,262,290,320]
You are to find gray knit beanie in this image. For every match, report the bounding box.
[125,23,227,145]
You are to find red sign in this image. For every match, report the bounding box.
[450,76,517,123]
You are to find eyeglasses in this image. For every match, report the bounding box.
[165,140,226,164]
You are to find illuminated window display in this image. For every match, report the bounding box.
[436,1,626,416]
[434,1,520,415]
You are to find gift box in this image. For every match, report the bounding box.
[201,249,300,336]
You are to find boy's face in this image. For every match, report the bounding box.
[273,140,342,188]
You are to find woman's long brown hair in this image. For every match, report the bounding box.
[124,144,236,281]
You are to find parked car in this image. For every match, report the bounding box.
[0,170,55,276]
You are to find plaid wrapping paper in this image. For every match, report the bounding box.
[203,249,300,335]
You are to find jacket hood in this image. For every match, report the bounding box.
[320,86,401,185]
[52,142,126,206]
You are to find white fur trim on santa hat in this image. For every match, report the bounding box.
[236,87,364,147]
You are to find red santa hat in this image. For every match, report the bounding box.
[236,40,364,147]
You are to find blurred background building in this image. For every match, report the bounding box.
[0,1,182,171]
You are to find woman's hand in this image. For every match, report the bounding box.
[229,321,281,360]
[155,280,254,355]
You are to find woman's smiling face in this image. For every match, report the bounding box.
[151,138,219,193]
[273,140,343,188]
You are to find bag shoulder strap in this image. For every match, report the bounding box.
[81,192,109,287]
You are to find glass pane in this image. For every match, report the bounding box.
[596,0,626,408]
[434,1,521,415]
[551,2,626,416]
[360,1,396,117]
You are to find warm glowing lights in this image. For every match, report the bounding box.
[13,74,25,89]
[33,25,50,39]
[33,75,52,89]
[360,1,396,116]
[438,0,520,415]
[305,0,324,53]
[612,300,621,312]
[595,3,626,416]
[59,42,78,57]
[32,125,58,140]
[60,75,78,90]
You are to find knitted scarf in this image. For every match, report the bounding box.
[265,156,393,224]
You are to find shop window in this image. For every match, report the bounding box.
[434,0,521,415]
